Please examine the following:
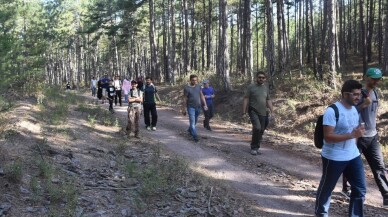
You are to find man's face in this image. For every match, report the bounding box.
[344,89,362,106]
[204,83,209,88]
[190,77,198,85]
[146,79,152,85]
[256,74,266,85]
[365,76,382,89]
[131,83,137,87]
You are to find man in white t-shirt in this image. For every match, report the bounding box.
[113,75,122,106]
[315,80,366,216]
[91,76,97,97]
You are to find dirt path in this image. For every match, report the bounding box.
[107,101,388,217]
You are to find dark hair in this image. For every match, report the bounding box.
[131,80,137,84]
[256,71,266,78]
[145,76,152,80]
[341,80,362,95]
[189,74,198,80]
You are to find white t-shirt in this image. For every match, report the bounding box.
[114,80,121,90]
[91,79,97,88]
[321,102,360,161]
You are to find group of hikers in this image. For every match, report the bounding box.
[90,67,386,216]
[243,68,386,216]
[90,74,160,138]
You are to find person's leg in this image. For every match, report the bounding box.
[118,91,122,106]
[343,155,366,217]
[248,110,261,151]
[315,157,347,216]
[187,107,197,139]
[143,103,151,127]
[109,98,113,111]
[203,109,210,128]
[115,92,118,105]
[127,107,133,134]
[342,176,351,197]
[257,115,267,148]
[360,135,388,200]
[150,103,158,127]
[124,94,128,104]
[134,107,140,137]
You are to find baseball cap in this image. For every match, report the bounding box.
[365,68,382,79]
[203,79,209,84]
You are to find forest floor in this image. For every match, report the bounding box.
[0,86,388,216]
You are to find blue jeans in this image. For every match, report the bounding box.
[124,94,129,103]
[187,106,201,139]
[315,155,366,217]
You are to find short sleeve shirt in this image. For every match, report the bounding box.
[358,89,378,137]
[244,83,270,116]
[129,89,143,108]
[143,84,157,104]
[321,102,360,161]
[202,87,215,106]
[184,84,202,108]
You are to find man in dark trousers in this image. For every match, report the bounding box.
[143,76,160,131]
[341,68,388,206]
[315,80,366,216]
[242,71,274,155]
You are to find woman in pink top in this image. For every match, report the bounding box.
[122,78,132,104]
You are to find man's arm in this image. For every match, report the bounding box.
[356,90,372,110]
[323,125,364,143]
[266,99,274,115]
[242,97,249,114]
[200,91,207,109]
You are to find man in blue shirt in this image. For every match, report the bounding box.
[315,80,366,217]
[201,79,215,131]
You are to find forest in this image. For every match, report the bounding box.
[1,0,387,93]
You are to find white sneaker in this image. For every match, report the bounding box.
[250,150,258,155]
[146,126,151,131]
[151,127,156,131]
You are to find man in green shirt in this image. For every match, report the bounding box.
[242,71,274,155]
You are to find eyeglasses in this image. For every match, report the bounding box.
[345,92,361,97]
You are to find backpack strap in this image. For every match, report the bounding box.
[329,104,339,124]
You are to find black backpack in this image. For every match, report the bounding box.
[314,104,339,149]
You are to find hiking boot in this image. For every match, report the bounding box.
[206,126,212,131]
[250,149,258,155]
[194,137,199,142]
[146,126,151,131]
[151,126,156,131]
[340,190,351,200]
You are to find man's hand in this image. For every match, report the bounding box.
[203,105,208,111]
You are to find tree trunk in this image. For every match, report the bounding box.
[309,0,318,76]
[327,0,337,89]
[170,0,177,84]
[360,0,367,74]
[217,0,230,91]
[265,0,275,88]
[319,0,328,80]
[367,0,375,62]
[149,0,159,80]
[206,0,212,69]
[383,4,388,74]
